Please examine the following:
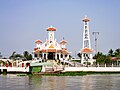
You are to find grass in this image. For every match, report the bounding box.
[44,71,87,76]
[43,71,120,76]
[17,74,27,76]
[16,71,120,76]
[17,73,33,76]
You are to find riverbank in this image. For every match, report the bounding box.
[1,71,120,76]
[32,71,120,76]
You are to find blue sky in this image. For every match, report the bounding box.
[0,0,120,57]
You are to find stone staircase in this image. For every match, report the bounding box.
[44,60,64,73]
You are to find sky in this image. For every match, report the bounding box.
[0,0,120,57]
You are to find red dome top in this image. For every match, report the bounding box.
[35,40,42,43]
[81,48,92,53]
[35,49,41,53]
[82,17,90,22]
[60,40,67,44]
[47,26,56,31]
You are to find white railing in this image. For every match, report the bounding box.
[0,67,29,72]
[64,67,120,72]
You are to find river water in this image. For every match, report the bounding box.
[0,74,120,90]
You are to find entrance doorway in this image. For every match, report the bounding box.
[48,52,55,60]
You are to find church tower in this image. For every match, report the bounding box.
[46,26,56,44]
[81,16,93,65]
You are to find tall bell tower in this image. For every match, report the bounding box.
[81,16,93,65]
[46,26,56,44]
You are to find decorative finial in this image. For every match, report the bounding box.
[85,15,87,18]
[50,25,53,28]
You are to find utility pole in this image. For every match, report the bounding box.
[92,32,99,54]
[0,52,2,59]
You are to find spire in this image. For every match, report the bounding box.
[60,37,67,44]
[63,37,64,40]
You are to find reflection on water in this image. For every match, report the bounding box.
[0,74,120,90]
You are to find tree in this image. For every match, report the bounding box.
[23,51,32,60]
[93,52,111,65]
[9,51,24,60]
[28,54,32,60]
[77,53,82,59]
[23,51,29,59]
[93,52,103,59]
[9,51,16,59]
[108,49,114,57]
[14,54,23,60]
[114,48,120,58]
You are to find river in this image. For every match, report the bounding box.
[0,74,120,90]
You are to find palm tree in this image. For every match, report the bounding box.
[77,53,82,59]
[9,51,16,60]
[23,51,29,59]
[108,49,114,57]
[23,51,32,60]
[114,48,120,58]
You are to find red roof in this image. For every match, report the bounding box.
[35,40,42,43]
[112,57,120,61]
[47,49,56,52]
[47,26,56,31]
[35,49,41,53]
[41,49,47,52]
[81,48,92,53]
[60,40,67,44]
[34,48,38,51]
[62,49,69,54]
[57,50,62,52]
[82,17,90,22]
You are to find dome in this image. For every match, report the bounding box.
[35,40,42,43]
[81,48,93,53]
[47,26,56,31]
[82,17,90,22]
[60,40,67,44]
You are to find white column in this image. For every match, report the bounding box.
[59,53,61,59]
[81,54,84,64]
[55,53,57,60]
[42,53,44,59]
[63,54,65,60]
[32,52,34,59]
[37,53,39,60]
[67,54,69,60]
[46,53,48,60]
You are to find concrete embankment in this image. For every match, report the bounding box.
[64,67,120,72]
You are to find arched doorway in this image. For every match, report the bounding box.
[48,52,55,60]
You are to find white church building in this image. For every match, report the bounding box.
[33,26,71,61]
